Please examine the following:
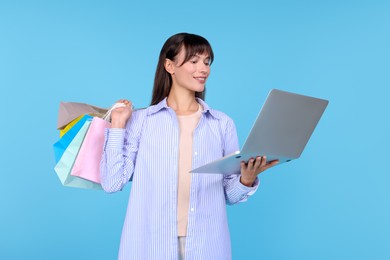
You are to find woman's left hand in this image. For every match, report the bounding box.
[240,156,279,187]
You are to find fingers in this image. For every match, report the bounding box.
[240,161,247,171]
[242,156,279,172]
[249,156,266,169]
[241,156,262,171]
[252,157,260,169]
[113,100,133,114]
[116,99,133,108]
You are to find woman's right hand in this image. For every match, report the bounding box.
[110,99,133,128]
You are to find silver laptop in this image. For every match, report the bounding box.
[190,89,329,175]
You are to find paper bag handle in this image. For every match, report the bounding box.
[103,103,130,121]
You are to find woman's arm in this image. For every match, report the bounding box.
[100,102,144,193]
[219,118,256,204]
[222,117,277,205]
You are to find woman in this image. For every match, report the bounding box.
[100,33,278,260]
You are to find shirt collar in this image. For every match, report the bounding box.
[147,97,169,115]
[147,97,221,119]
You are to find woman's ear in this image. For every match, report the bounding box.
[164,59,175,75]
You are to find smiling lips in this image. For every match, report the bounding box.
[194,76,207,83]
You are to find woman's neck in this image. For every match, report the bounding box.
[167,90,199,116]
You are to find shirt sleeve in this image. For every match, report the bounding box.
[100,111,144,193]
[221,117,260,205]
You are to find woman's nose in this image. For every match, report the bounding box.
[199,63,209,74]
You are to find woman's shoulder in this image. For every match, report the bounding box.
[129,103,167,122]
[208,108,231,120]
[198,99,233,122]
[132,107,149,117]
[126,107,149,129]
[204,106,235,126]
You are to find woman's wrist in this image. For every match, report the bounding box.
[111,120,127,129]
[240,176,256,187]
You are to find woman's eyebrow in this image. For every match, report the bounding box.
[192,54,210,58]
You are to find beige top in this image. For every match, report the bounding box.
[177,104,202,236]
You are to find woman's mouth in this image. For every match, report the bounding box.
[194,77,207,83]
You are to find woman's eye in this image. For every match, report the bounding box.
[190,60,197,64]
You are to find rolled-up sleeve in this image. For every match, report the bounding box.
[224,175,259,205]
[100,111,144,193]
[222,117,260,205]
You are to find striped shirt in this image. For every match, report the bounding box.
[100,98,259,260]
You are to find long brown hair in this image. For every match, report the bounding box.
[150,33,214,105]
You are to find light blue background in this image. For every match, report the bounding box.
[1,0,389,259]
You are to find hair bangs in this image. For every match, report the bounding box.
[180,35,214,66]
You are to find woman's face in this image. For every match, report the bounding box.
[170,48,211,93]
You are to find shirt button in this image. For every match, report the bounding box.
[194,152,198,156]
[190,207,195,212]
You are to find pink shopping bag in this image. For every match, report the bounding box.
[70,117,110,183]
[70,102,126,183]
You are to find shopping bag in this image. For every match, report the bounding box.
[70,117,110,183]
[54,119,102,190]
[53,114,93,163]
[57,101,107,129]
[60,114,84,137]
[70,102,126,183]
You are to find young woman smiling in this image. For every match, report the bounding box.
[100,32,278,260]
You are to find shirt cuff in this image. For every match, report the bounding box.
[104,128,126,150]
[237,176,260,196]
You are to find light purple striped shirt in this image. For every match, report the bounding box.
[100,98,259,260]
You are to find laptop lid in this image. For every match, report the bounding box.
[190,89,329,174]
